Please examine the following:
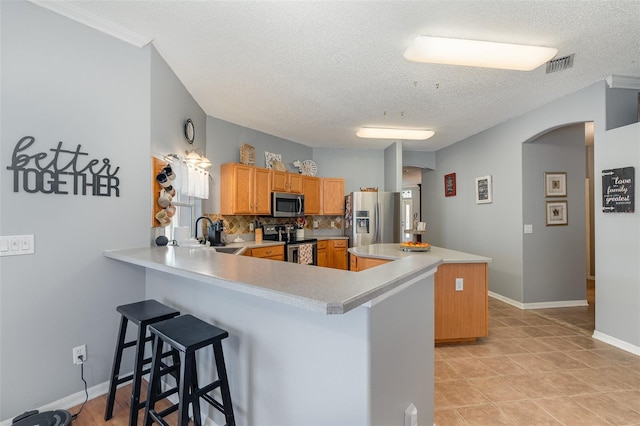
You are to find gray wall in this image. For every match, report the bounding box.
[403,150,436,170]
[522,124,587,303]
[151,47,207,160]
[384,142,403,192]
[595,122,640,348]
[422,82,606,304]
[205,116,313,213]
[312,147,385,194]
[1,1,149,419]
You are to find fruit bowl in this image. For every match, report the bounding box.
[399,241,431,252]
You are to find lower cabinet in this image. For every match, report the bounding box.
[243,245,284,261]
[317,240,328,267]
[434,263,488,342]
[329,239,348,270]
[350,254,488,342]
[317,239,348,269]
[350,255,391,272]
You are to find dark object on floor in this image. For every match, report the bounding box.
[12,410,72,426]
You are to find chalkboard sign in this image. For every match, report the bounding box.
[602,166,634,213]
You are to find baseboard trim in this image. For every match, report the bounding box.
[593,330,640,356]
[0,380,110,426]
[488,292,588,309]
[0,375,220,426]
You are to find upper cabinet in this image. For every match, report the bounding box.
[272,170,303,193]
[322,178,345,215]
[302,176,321,215]
[220,163,271,215]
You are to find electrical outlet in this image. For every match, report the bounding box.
[330,221,335,228]
[73,344,87,364]
[455,278,463,291]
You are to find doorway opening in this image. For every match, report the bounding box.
[402,166,423,242]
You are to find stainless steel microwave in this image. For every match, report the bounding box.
[271,192,304,217]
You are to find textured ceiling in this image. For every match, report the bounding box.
[51,1,640,151]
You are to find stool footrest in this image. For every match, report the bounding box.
[198,379,221,396]
[147,409,172,426]
[201,393,226,414]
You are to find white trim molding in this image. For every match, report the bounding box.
[488,292,588,309]
[28,1,153,48]
[593,330,640,356]
[605,75,640,90]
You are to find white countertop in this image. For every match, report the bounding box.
[349,244,492,264]
[104,245,440,315]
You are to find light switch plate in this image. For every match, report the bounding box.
[0,235,34,256]
[524,224,533,234]
[455,278,463,291]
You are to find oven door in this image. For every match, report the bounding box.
[287,241,317,265]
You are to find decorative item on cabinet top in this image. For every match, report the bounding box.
[293,160,318,176]
[265,151,281,169]
[240,143,255,166]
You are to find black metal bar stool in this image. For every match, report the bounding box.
[104,299,180,426]
[144,314,235,426]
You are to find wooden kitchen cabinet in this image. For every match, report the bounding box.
[322,178,344,215]
[272,170,303,193]
[302,176,321,215]
[317,240,328,267]
[328,239,348,270]
[249,245,284,261]
[434,263,488,342]
[220,163,271,215]
[350,254,391,272]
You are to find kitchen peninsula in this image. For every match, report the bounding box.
[350,244,492,343]
[104,244,440,426]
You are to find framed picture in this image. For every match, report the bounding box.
[444,173,456,197]
[546,200,568,226]
[475,175,492,204]
[544,172,567,197]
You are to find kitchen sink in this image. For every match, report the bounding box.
[213,247,242,255]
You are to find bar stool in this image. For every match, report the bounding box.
[104,299,180,426]
[144,314,235,426]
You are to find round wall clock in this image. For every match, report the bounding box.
[184,119,195,144]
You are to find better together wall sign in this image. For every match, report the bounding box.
[6,136,120,196]
[602,166,634,213]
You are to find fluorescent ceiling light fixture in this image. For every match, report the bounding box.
[356,127,435,140]
[404,36,558,71]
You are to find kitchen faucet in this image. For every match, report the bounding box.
[194,216,214,245]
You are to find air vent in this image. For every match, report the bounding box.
[546,54,575,74]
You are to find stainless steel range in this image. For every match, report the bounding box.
[263,224,318,265]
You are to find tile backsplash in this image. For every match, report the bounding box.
[205,214,343,236]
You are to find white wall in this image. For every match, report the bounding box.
[1,1,149,419]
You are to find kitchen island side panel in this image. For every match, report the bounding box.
[145,269,370,426]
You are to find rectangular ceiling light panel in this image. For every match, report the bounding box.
[404,36,558,71]
[356,127,435,140]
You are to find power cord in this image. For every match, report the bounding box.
[71,355,88,420]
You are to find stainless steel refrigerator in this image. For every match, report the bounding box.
[344,191,402,247]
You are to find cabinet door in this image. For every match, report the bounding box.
[329,239,348,270]
[317,248,328,267]
[322,178,345,215]
[253,167,272,214]
[302,176,321,215]
[272,170,288,192]
[288,173,303,193]
[221,163,253,215]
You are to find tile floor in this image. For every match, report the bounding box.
[435,290,640,425]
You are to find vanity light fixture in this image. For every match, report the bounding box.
[356,127,435,140]
[403,36,558,71]
[185,148,212,169]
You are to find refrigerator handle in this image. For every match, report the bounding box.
[374,202,380,243]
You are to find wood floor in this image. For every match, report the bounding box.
[68,382,179,426]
